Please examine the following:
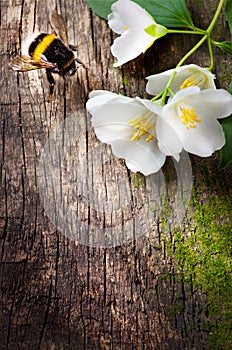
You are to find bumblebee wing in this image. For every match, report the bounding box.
[9,55,57,71]
[50,12,69,47]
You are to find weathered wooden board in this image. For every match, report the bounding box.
[0,0,231,349]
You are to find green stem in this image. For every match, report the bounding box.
[207,38,214,71]
[206,0,225,34]
[153,0,225,105]
[167,29,205,35]
[151,91,164,102]
[163,34,208,93]
[176,35,208,68]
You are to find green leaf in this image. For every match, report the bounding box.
[135,0,194,28]
[85,0,115,19]
[220,83,232,169]
[215,41,232,55]
[221,115,232,168]
[225,0,232,33]
[229,83,232,95]
[84,0,194,28]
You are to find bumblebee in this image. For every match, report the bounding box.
[9,13,84,100]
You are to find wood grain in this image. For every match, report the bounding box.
[0,0,231,349]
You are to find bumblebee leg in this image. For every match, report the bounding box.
[63,75,67,96]
[75,58,87,69]
[69,44,77,51]
[46,69,55,101]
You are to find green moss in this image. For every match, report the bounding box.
[122,76,129,86]
[132,173,144,189]
[218,62,232,85]
[160,191,232,349]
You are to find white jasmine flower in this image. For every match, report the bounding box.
[86,90,167,176]
[157,86,232,157]
[108,0,167,67]
[146,64,216,95]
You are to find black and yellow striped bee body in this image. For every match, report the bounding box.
[9,13,85,100]
[28,33,77,77]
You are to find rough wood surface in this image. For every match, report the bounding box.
[0,0,232,349]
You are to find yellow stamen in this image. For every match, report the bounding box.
[146,134,154,142]
[179,106,202,129]
[180,77,199,89]
[131,131,140,141]
[128,114,155,142]
[124,25,129,30]
[180,73,207,90]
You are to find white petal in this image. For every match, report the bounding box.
[146,67,176,95]
[111,139,166,176]
[86,89,166,175]
[156,116,183,156]
[90,102,146,143]
[88,90,117,99]
[91,101,146,125]
[185,89,232,120]
[109,0,154,30]
[111,29,154,67]
[170,66,215,92]
[108,11,125,35]
[176,119,225,156]
[94,124,132,143]
[178,64,216,85]
[162,88,232,156]
[87,91,132,114]
[168,86,200,103]
[108,0,159,66]
[135,97,162,115]
[146,64,216,95]
[87,95,150,144]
